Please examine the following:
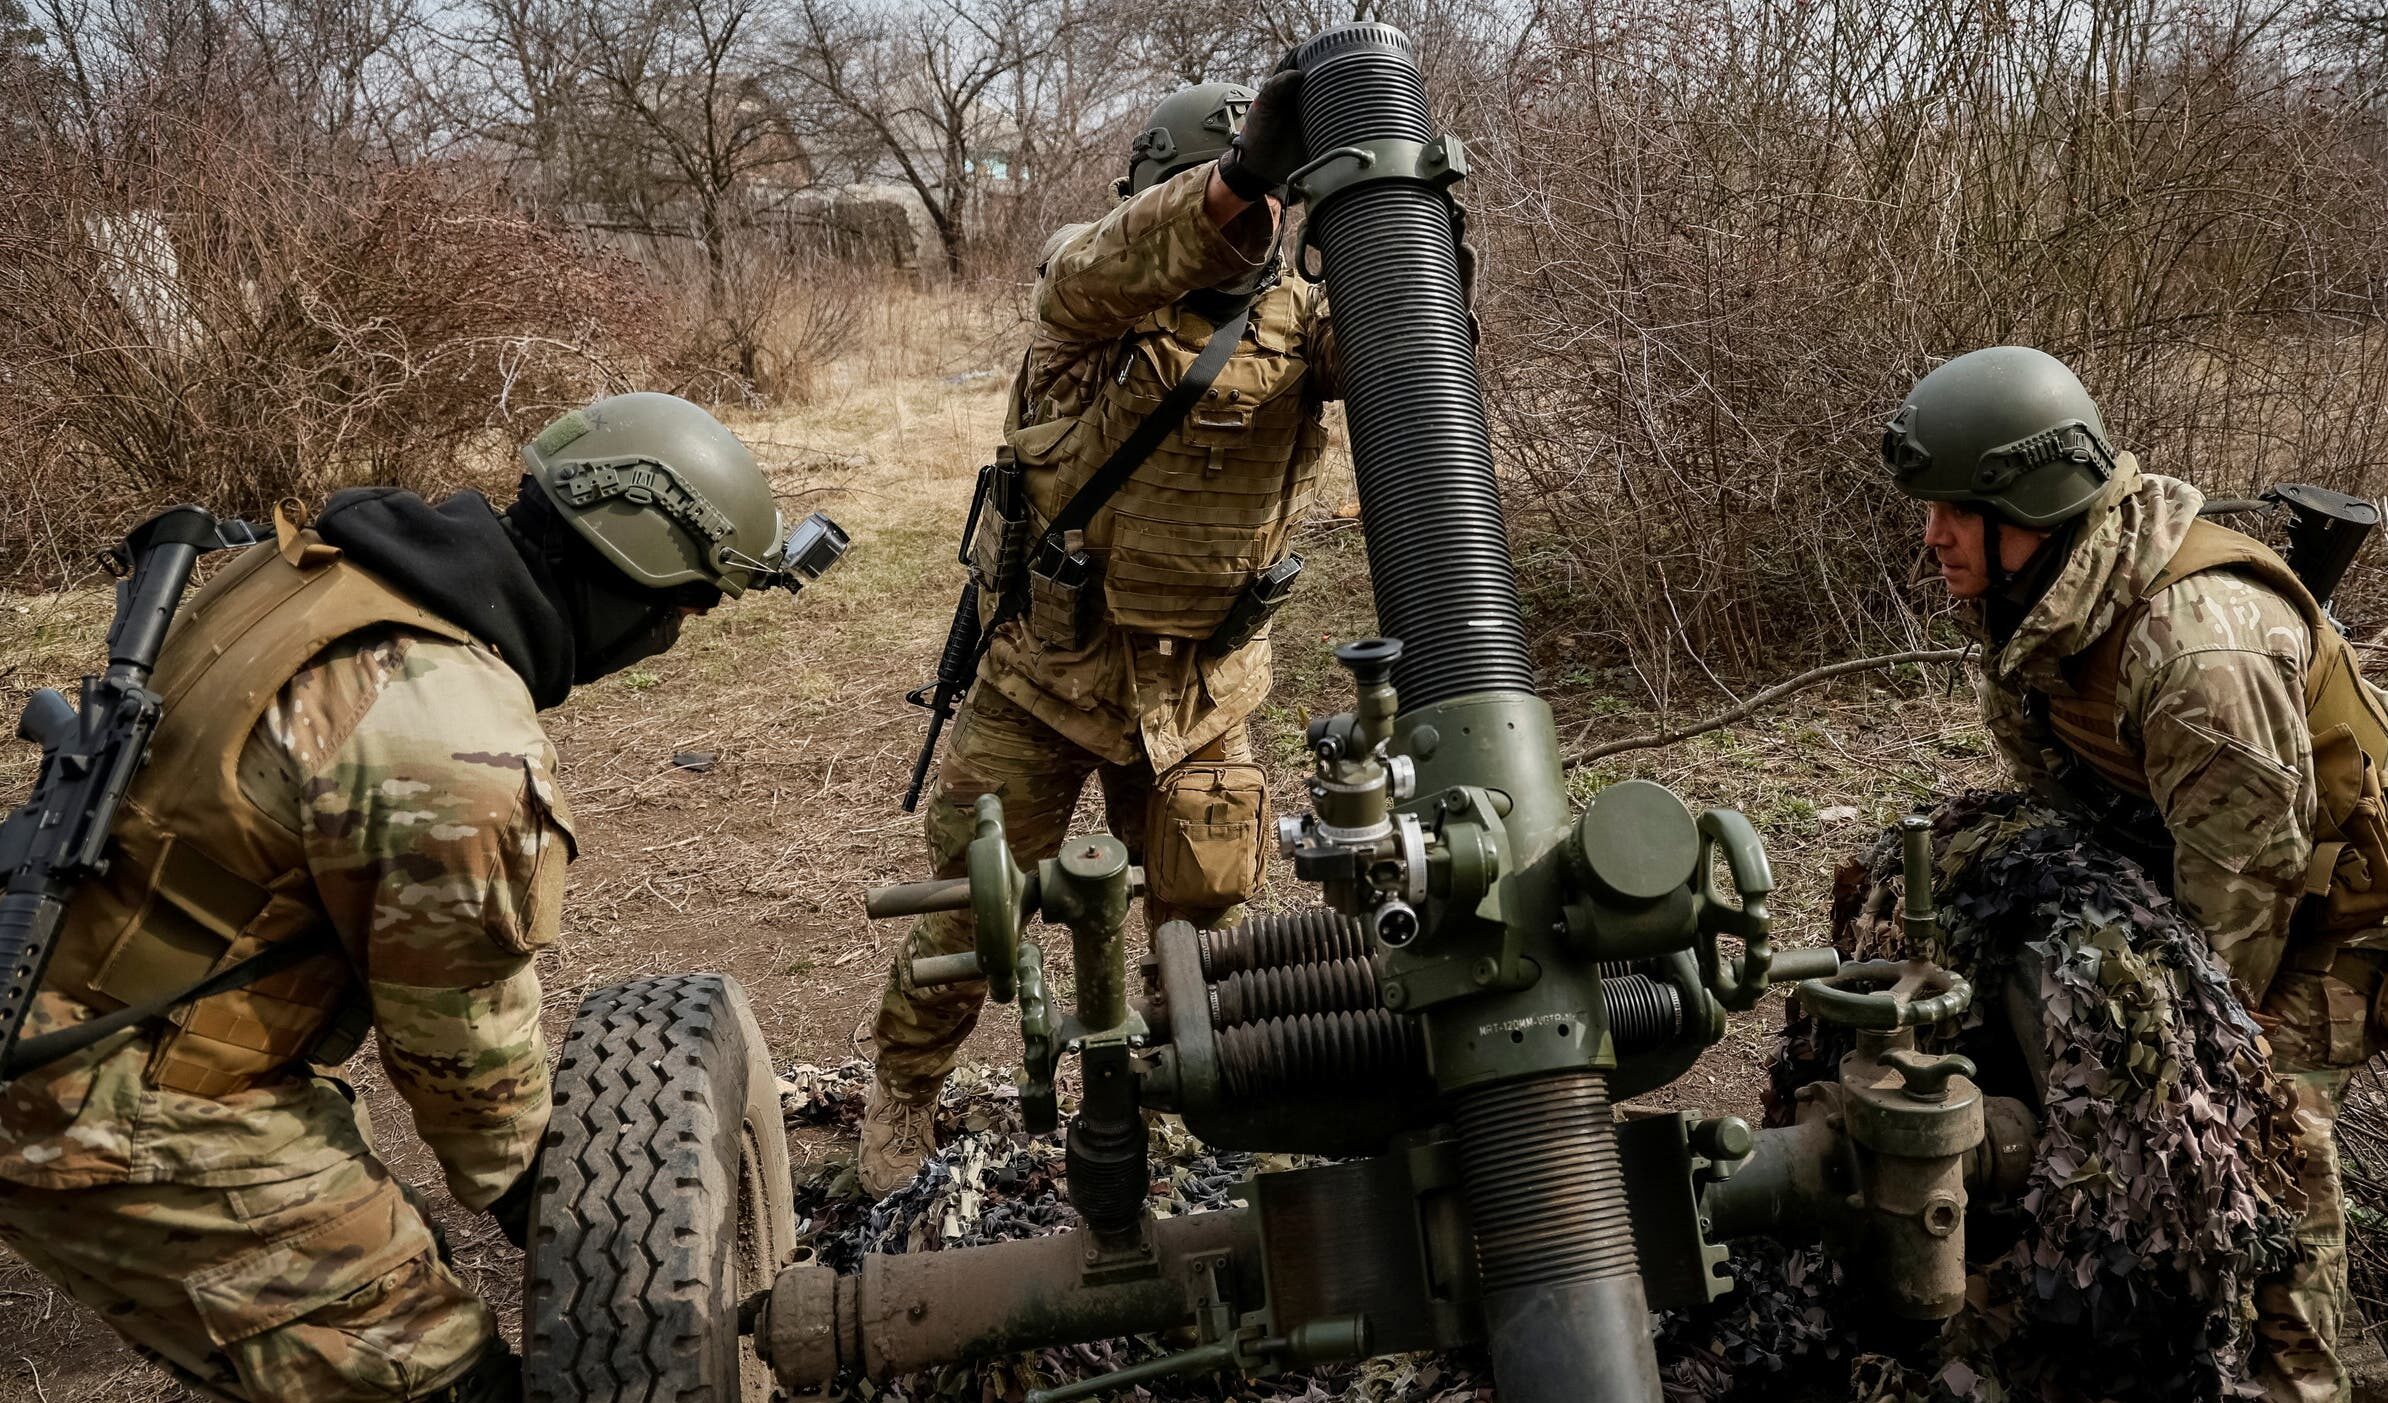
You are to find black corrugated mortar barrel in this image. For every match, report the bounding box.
[1293,22,1534,710]
[1292,23,1661,1402]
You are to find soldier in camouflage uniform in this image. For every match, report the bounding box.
[1886,346,2387,1402]
[860,72,1338,1195]
[0,393,805,1402]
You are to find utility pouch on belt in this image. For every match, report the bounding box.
[2360,954,2388,1051]
[1202,552,1305,658]
[1027,534,1096,649]
[1147,759,1269,910]
[964,451,1030,599]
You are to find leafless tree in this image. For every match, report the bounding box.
[25,0,434,157]
[786,0,1065,274]
[431,0,586,200]
[563,0,805,279]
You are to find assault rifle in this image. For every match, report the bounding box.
[903,461,1011,813]
[904,581,983,812]
[0,507,261,1084]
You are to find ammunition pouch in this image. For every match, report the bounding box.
[965,456,1031,602]
[1027,536,1097,649]
[303,989,374,1068]
[2308,704,2388,948]
[2335,948,2388,1051]
[1146,757,1269,911]
[1202,552,1305,659]
[2265,935,2387,1068]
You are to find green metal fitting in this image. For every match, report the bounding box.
[1288,134,1468,210]
[1693,808,1776,1010]
[1041,834,1136,1035]
[969,795,1032,1003]
[1797,958,1974,1032]
[1567,780,1702,961]
[1899,816,1939,949]
[1018,943,1057,1132]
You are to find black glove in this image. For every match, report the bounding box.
[1217,68,1306,201]
[486,1166,535,1250]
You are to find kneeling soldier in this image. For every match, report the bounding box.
[1886,346,2384,1402]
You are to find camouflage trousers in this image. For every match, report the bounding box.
[874,684,1266,1102]
[2253,960,2380,1403]
[0,1144,497,1401]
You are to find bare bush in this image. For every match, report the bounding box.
[1469,0,2388,701]
[0,118,659,587]
[648,230,870,404]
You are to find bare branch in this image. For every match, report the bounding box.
[1564,650,1975,769]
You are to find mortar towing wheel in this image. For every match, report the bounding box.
[524,973,796,1401]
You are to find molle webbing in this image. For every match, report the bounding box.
[44,533,472,1096]
[1034,288,1326,639]
[2042,519,2388,943]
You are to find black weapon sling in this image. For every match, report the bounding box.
[4,931,335,1076]
[975,294,1258,654]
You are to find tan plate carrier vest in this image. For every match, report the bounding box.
[43,517,474,1098]
[2046,520,2388,979]
[1014,287,1328,639]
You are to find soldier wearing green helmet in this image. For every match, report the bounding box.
[859,69,1342,1196]
[1887,346,2384,1402]
[0,392,840,1403]
[1122,81,1255,199]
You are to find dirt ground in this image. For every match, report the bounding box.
[0,288,2061,1400]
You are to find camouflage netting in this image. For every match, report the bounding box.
[781,792,2314,1401]
[1736,789,2305,1401]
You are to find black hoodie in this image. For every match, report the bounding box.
[313,487,577,710]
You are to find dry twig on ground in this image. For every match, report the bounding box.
[2345,1061,2386,1329]
[1565,648,1971,767]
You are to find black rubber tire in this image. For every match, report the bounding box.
[523,973,796,1403]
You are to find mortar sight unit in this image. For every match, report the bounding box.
[521,22,2043,1403]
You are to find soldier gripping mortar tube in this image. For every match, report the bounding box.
[872,71,1343,1198]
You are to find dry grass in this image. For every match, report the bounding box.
[2350,1062,2387,1343]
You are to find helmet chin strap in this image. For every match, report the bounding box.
[1981,509,2081,644]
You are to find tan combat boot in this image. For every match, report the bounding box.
[858,1075,940,1199]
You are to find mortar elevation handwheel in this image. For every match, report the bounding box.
[1797,957,1974,1031]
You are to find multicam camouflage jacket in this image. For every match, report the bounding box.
[1976,463,2318,1003]
[984,163,1340,772]
[0,629,566,1212]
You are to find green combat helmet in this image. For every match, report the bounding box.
[1125,82,1255,196]
[1881,346,2120,527]
[521,391,804,596]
